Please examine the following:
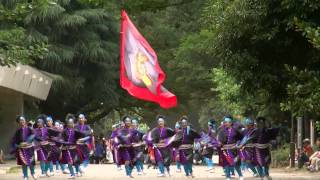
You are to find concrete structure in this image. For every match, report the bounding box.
[0,64,52,155]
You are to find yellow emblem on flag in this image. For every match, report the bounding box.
[135,51,152,87]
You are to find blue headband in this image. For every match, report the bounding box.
[158,118,165,122]
[79,114,85,119]
[37,118,44,124]
[46,116,53,121]
[244,118,254,125]
[19,116,26,121]
[224,117,232,122]
[132,119,138,125]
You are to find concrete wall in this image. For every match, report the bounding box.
[0,87,23,155]
[0,64,52,100]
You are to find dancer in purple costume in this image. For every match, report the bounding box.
[34,116,51,177]
[45,116,60,175]
[254,117,279,179]
[75,114,93,174]
[238,118,258,177]
[60,115,89,179]
[201,119,219,172]
[10,116,37,180]
[113,116,138,178]
[173,121,182,173]
[217,116,244,180]
[131,119,145,175]
[170,116,201,178]
[146,115,175,177]
[110,123,122,170]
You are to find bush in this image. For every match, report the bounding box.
[271,143,290,167]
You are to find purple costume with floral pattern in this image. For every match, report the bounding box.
[75,124,92,161]
[239,128,256,164]
[146,127,175,166]
[113,127,137,165]
[254,128,279,166]
[11,127,35,166]
[200,128,221,158]
[47,127,62,164]
[60,128,83,165]
[132,130,145,162]
[34,127,50,162]
[217,126,242,167]
[111,130,121,165]
[176,128,200,165]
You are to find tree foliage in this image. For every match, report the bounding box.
[3,0,320,129]
[0,2,48,66]
[195,0,320,121]
[281,65,320,117]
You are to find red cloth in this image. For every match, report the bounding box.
[304,145,313,157]
[120,10,177,109]
[148,147,155,163]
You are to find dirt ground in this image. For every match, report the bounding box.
[1,164,320,180]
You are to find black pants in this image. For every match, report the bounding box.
[94,156,103,164]
[298,153,309,168]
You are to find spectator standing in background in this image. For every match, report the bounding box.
[94,137,105,164]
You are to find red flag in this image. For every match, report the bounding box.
[120,10,177,109]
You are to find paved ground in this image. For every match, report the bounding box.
[1,164,320,180]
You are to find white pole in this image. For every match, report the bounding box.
[297,117,303,150]
[310,119,315,147]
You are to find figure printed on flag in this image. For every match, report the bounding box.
[135,51,152,87]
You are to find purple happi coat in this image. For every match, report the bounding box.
[113,127,137,165]
[34,127,50,162]
[132,130,145,162]
[217,126,243,167]
[11,127,35,166]
[47,127,62,164]
[175,127,200,165]
[239,128,256,164]
[200,130,221,158]
[111,130,121,165]
[75,124,92,161]
[146,127,175,166]
[254,128,279,166]
[60,127,83,165]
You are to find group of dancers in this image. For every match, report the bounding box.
[11,112,278,180]
[110,115,278,180]
[11,114,93,180]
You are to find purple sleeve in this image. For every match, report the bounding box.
[111,131,117,139]
[144,131,154,145]
[10,130,19,154]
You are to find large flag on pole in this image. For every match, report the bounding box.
[120,10,177,109]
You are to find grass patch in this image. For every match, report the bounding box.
[271,143,290,167]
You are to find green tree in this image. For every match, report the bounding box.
[0,1,48,66]
[281,65,320,117]
[19,0,121,120]
[197,0,320,120]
